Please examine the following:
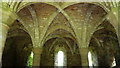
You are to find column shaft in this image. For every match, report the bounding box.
[33,47,42,67]
[0,23,9,67]
[79,48,89,68]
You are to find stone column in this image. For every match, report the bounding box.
[33,47,42,67]
[79,48,89,68]
[0,23,9,67]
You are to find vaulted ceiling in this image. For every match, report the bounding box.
[1,1,120,67]
[1,1,119,50]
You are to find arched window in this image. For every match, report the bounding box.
[55,50,66,67]
[88,51,93,68]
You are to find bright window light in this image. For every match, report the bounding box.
[57,51,64,66]
[55,51,64,66]
[88,51,93,68]
[111,57,116,67]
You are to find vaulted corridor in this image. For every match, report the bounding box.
[0,1,120,68]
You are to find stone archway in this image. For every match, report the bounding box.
[89,20,120,67]
[2,20,33,68]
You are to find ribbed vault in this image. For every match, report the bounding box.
[1,1,120,67]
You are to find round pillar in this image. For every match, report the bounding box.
[33,47,43,67]
[79,48,89,68]
[0,23,9,67]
